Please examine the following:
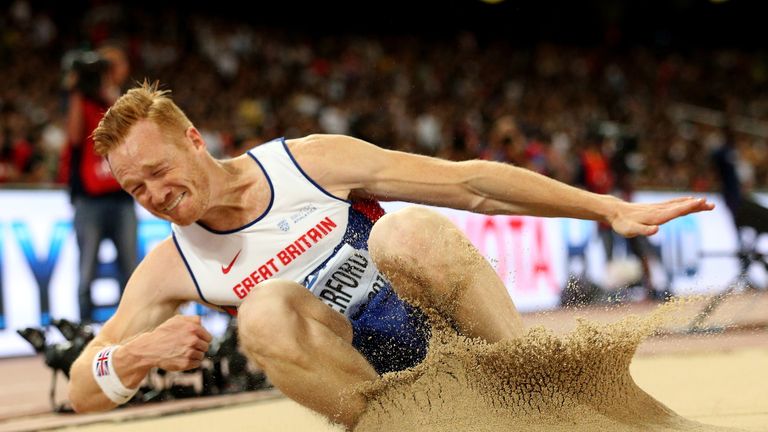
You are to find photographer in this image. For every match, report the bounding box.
[711,125,768,287]
[61,47,137,323]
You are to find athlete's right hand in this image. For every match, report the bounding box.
[132,315,213,372]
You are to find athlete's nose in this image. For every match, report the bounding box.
[146,180,170,208]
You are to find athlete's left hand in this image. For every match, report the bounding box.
[609,197,715,238]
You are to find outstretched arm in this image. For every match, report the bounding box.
[68,238,211,412]
[289,134,714,237]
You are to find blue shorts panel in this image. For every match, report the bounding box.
[349,284,430,375]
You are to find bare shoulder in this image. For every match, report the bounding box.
[283,134,451,203]
[285,133,417,170]
[284,134,349,163]
[284,134,373,199]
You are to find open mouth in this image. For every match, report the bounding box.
[164,192,185,213]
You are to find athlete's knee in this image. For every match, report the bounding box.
[370,207,482,305]
[237,280,315,365]
[369,206,451,256]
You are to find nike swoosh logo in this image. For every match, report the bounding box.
[221,250,242,274]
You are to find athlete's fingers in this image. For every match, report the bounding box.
[192,338,210,353]
[193,325,213,343]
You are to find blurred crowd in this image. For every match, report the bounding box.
[2,0,767,193]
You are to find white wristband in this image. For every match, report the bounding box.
[92,345,139,405]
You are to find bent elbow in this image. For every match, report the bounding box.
[67,370,111,414]
[68,380,100,414]
[69,396,87,414]
[68,384,89,414]
[68,386,111,414]
[465,195,491,214]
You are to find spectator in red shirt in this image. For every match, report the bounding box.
[62,48,138,323]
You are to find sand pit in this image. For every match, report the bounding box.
[354,302,738,431]
[631,349,768,431]
[52,300,768,432]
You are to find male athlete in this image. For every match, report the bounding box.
[67,82,714,429]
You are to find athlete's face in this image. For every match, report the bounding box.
[109,119,211,225]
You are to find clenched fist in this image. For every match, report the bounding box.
[132,315,213,372]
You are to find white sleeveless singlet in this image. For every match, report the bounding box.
[171,138,388,318]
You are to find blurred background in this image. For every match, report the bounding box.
[1,0,767,428]
[2,0,767,188]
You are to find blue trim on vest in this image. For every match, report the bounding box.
[301,205,376,287]
[172,232,208,304]
[280,137,350,204]
[342,204,377,250]
[195,152,275,235]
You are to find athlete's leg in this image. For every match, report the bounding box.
[237,279,378,429]
[368,206,525,342]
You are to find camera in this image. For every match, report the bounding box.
[17,316,270,411]
[17,319,95,411]
[63,49,110,100]
[17,318,95,379]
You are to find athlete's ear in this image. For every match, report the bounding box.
[185,126,206,151]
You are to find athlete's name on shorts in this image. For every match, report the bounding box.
[318,252,387,314]
[232,216,337,299]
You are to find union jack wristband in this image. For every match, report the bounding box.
[92,345,138,405]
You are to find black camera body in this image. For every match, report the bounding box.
[17,319,95,378]
[17,317,270,410]
[69,50,110,101]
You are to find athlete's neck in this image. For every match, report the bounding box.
[198,155,270,230]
